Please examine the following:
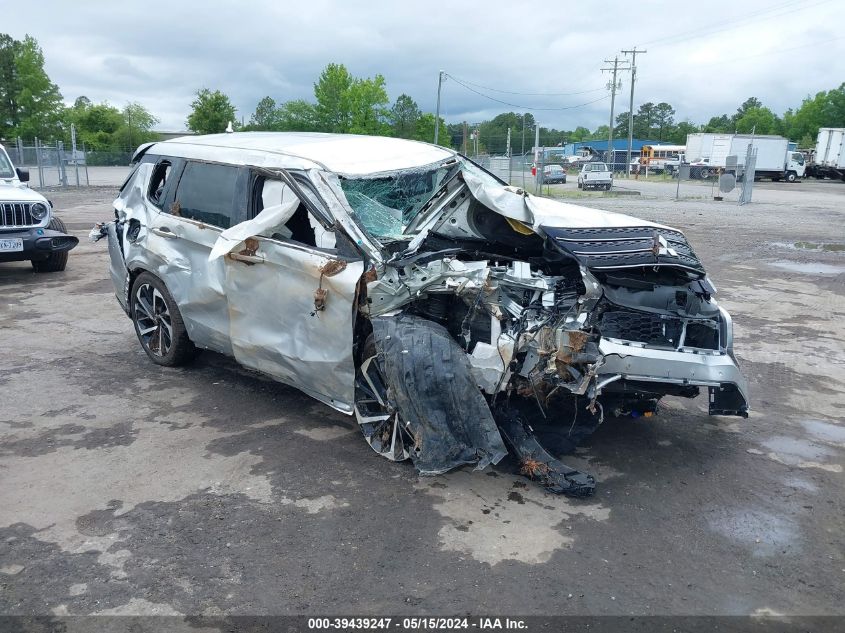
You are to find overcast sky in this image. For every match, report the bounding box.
[4,0,842,133]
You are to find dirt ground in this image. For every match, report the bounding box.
[1,178,843,619]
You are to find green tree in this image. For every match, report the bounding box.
[389,94,421,138]
[613,111,629,138]
[653,102,675,141]
[704,114,731,133]
[569,126,591,142]
[5,35,64,140]
[276,99,318,131]
[313,63,353,132]
[669,120,698,144]
[186,88,237,134]
[633,102,656,138]
[0,34,20,137]
[120,102,158,148]
[414,113,450,147]
[782,84,845,142]
[347,75,389,135]
[735,105,780,135]
[247,96,279,130]
[66,100,124,150]
[732,97,763,126]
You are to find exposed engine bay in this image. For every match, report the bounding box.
[355,166,749,496]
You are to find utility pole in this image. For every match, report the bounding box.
[601,56,629,173]
[622,47,647,176]
[434,70,445,145]
[462,121,468,155]
[507,127,512,184]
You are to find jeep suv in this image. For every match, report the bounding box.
[0,144,78,271]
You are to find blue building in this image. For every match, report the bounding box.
[555,139,663,171]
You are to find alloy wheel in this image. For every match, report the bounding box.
[133,282,173,357]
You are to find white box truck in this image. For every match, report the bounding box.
[685,133,805,182]
[806,128,845,181]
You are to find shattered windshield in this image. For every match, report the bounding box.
[340,161,455,240]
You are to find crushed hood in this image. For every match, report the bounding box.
[459,168,704,277]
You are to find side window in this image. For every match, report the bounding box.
[250,175,335,249]
[172,161,240,229]
[147,160,172,208]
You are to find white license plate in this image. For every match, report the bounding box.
[0,238,23,252]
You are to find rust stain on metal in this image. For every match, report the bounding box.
[567,330,589,353]
[320,259,348,277]
[239,237,259,257]
[363,266,378,283]
[170,201,182,217]
[520,458,550,478]
[313,288,328,312]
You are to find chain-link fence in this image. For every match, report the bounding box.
[474,149,762,206]
[8,138,89,188]
[8,138,135,188]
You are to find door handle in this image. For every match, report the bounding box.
[152,226,178,239]
[228,252,264,265]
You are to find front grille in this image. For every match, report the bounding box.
[600,310,683,348]
[599,307,720,350]
[0,202,36,228]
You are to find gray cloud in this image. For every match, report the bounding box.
[5,0,842,131]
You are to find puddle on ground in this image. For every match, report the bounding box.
[769,261,845,275]
[756,435,842,472]
[800,419,845,445]
[773,241,845,253]
[762,436,835,462]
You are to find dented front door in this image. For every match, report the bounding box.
[218,178,364,412]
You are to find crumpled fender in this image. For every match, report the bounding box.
[370,314,507,475]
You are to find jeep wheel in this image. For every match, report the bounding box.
[130,272,196,366]
[31,217,70,273]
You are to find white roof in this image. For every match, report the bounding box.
[152,132,456,176]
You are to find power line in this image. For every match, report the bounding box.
[642,0,832,48]
[446,75,610,111]
[444,74,606,97]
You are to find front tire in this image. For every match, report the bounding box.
[129,272,196,366]
[31,216,70,273]
[786,171,797,182]
[354,336,412,462]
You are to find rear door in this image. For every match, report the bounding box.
[218,171,364,411]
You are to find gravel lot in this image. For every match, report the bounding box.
[1,178,843,618]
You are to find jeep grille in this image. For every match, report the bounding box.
[0,202,37,229]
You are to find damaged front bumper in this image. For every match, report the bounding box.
[596,339,749,417]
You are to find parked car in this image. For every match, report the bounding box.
[577,162,613,190]
[94,133,748,496]
[542,164,567,184]
[0,143,78,271]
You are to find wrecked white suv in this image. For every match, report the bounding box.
[95,133,748,496]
